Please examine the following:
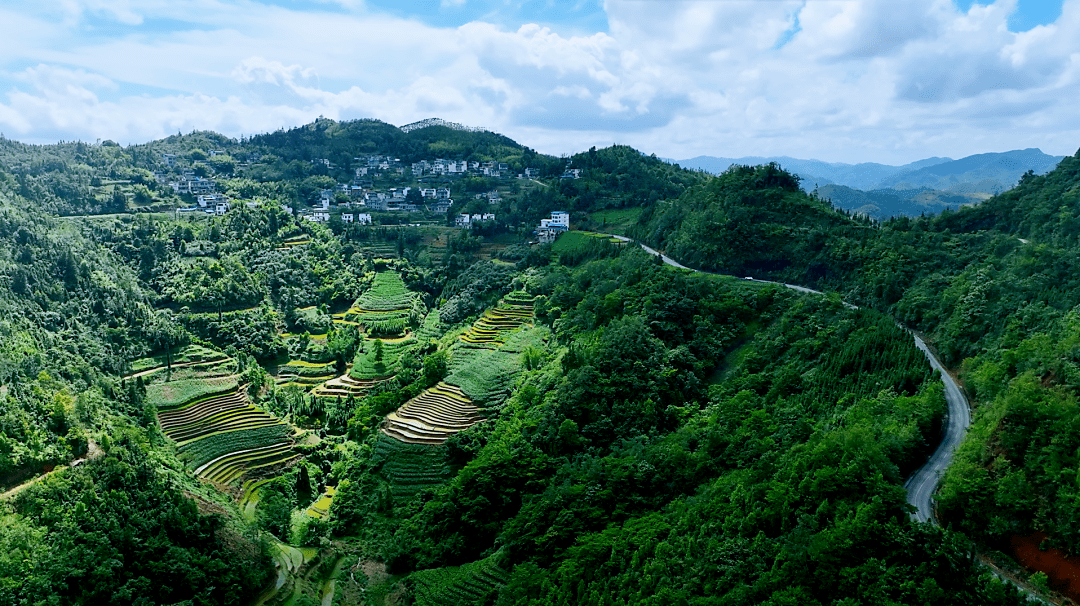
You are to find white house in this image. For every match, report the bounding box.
[341,213,355,223]
[357,213,372,225]
[429,200,452,214]
[537,210,569,243]
[214,201,230,216]
[196,194,221,208]
[455,214,471,228]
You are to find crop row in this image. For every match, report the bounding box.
[349,336,416,380]
[163,399,273,434]
[502,291,535,306]
[158,390,249,429]
[459,303,533,346]
[179,424,293,470]
[352,272,417,311]
[362,316,409,337]
[173,413,282,445]
[200,443,297,484]
[445,350,520,407]
[410,553,509,606]
[196,441,292,478]
[148,376,240,410]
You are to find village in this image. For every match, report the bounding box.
[162,150,576,240]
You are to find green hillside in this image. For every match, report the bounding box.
[5,120,1076,604]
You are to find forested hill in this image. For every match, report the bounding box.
[5,115,1080,604]
[630,148,1080,586]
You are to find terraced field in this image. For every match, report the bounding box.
[305,485,337,520]
[128,344,230,377]
[274,360,336,390]
[444,347,520,407]
[382,382,483,445]
[311,373,390,400]
[409,551,510,606]
[344,271,421,336]
[349,334,416,381]
[157,386,299,485]
[459,292,534,347]
[416,308,444,342]
[372,434,452,500]
[380,298,540,446]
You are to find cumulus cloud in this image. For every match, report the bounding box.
[0,0,1078,162]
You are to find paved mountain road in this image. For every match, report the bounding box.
[609,234,971,523]
[903,333,971,523]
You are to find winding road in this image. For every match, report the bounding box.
[610,233,972,523]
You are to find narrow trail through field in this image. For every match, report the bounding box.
[604,233,971,524]
[123,357,228,380]
[1,439,104,500]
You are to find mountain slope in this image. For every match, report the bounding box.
[876,148,1064,193]
[677,149,1064,196]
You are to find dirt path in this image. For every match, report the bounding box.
[1,439,104,500]
[123,357,229,380]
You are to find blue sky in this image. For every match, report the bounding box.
[0,0,1077,164]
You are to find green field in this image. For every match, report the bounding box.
[550,230,625,256]
[585,207,642,233]
[146,376,239,409]
[409,550,509,606]
[349,335,417,380]
[372,434,452,501]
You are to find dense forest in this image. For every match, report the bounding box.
[2,118,1078,604]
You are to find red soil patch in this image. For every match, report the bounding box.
[1011,531,1080,602]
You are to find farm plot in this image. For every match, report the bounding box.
[372,434,452,500]
[311,373,389,400]
[459,292,534,347]
[345,271,421,336]
[129,344,229,376]
[409,551,510,606]
[274,360,336,390]
[382,382,483,445]
[148,376,239,410]
[157,386,298,485]
[349,334,416,381]
[444,348,520,408]
[416,308,444,342]
[305,485,337,520]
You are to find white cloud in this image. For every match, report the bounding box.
[0,0,1077,163]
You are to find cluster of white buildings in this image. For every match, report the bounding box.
[455,213,497,228]
[301,210,372,225]
[536,211,569,243]
[411,159,510,179]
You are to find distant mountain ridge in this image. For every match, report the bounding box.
[675,148,1065,195]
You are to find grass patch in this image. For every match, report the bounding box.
[409,550,510,606]
[445,347,519,407]
[146,376,239,409]
[350,335,416,380]
[372,434,451,502]
[586,207,642,233]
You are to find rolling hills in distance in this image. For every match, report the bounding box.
[675,148,1065,219]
